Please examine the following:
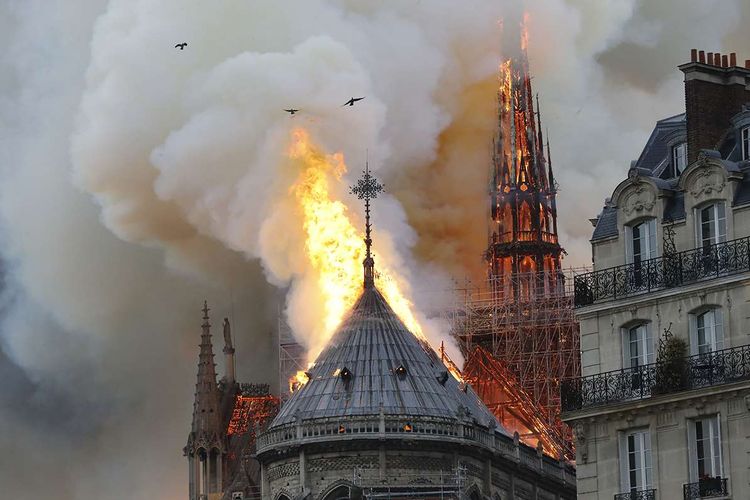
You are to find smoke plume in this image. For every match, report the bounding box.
[1,0,748,498]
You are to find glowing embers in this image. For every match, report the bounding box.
[226,393,281,437]
[402,422,413,432]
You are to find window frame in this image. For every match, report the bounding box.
[673,141,688,176]
[689,308,724,355]
[625,218,658,265]
[695,202,727,249]
[622,323,654,369]
[619,428,653,493]
[742,126,749,161]
[687,414,723,482]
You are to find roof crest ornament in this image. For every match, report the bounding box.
[350,156,384,289]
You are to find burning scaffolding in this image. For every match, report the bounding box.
[450,19,582,459]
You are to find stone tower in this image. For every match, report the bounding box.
[185,302,225,499]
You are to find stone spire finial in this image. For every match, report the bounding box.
[350,159,383,289]
[190,300,222,436]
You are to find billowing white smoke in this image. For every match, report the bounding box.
[1,0,747,498]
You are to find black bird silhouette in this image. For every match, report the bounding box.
[284,109,300,115]
[175,43,188,50]
[342,97,365,107]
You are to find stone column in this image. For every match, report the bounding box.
[483,458,492,496]
[261,462,270,500]
[299,448,308,493]
[216,451,223,494]
[202,452,209,499]
[189,454,196,500]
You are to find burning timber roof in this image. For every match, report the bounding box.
[270,285,506,433]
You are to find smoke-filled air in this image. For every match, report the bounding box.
[1,0,748,498]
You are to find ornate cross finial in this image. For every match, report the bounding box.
[350,161,383,289]
[202,300,210,322]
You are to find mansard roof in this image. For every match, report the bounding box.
[633,113,686,178]
[269,286,504,432]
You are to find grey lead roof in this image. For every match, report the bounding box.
[270,286,505,433]
[591,205,618,240]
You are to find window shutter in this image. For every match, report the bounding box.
[643,431,653,488]
[689,314,698,355]
[714,308,724,351]
[717,204,727,242]
[618,432,629,492]
[716,415,724,477]
[648,219,657,259]
[645,324,655,364]
[687,420,697,481]
[625,225,633,264]
[622,328,631,369]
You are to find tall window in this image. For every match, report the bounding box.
[627,219,657,264]
[690,309,724,355]
[623,324,654,368]
[619,429,653,493]
[742,126,749,161]
[697,203,726,250]
[688,415,722,481]
[673,142,688,176]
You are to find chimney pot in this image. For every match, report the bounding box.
[746,60,750,69]
[707,52,714,65]
[699,50,706,63]
[730,53,737,67]
[691,49,698,62]
[714,53,722,66]
[722,55,729,68]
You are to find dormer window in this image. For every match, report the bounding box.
[672,142,687,176]
[742,126,749,161]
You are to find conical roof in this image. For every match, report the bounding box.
[270,286,506,433]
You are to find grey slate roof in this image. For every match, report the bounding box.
[633,113,686,177]
[270,286,505,433]
[591,205,618,241]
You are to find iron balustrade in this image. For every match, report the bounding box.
[574,236,750,307]
[614,490,656,500]
[561,344,750,412]
[490,230,559,245]
[683,477,728,499]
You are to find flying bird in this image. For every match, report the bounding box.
[175,43,188,50]
[284,109,300,115]
[342,97,365,107]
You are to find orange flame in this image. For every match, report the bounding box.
[286,128,426,382]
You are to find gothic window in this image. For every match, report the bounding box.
[673,142,688,176]
[519,201,532,233]
[619,428,653,494]
[499,203,513,238]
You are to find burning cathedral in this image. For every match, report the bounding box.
[184,24,577,500]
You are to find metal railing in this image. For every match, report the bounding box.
[614,490,656,500]
[574,236,750,307]
[490,230,559,245]
[561,344,750,412]
[683,477,729,499]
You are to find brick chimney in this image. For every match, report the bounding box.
[680,50,750,164]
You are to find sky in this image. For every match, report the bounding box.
[1,0,748,498]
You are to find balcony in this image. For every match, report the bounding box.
[574,236,750,307]
[683,477,729,499]
[614,489,656,500]
[561,344,750,412]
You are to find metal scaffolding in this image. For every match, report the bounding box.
[448,268,586,458]
[277,313,306,399]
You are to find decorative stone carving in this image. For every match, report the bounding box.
[621,182,657,217]
[688,164,725,199]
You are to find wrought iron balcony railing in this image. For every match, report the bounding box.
[561,344,750,412]
[614,489,656,500]
[683,477,729,499]
[490,230,559,245]
[574,236,750,307]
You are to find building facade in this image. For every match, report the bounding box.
[562,50,750,500]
